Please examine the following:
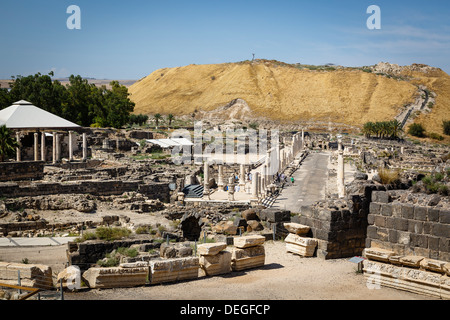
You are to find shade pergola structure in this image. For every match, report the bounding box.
[0,100,87,163]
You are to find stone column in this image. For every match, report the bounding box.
[239,164,246,192]
[337,140,345,198]
[15,132,21,162]
[41,132,46,162]
[217,165,224,191]
[69,131,74,161]
[55,133,61,163]
[52,132,57,164]
[203,161,210,195]
[33,133,39,161]
[251,172,259,199]
[82,133,87,162]
[227,176,235,201]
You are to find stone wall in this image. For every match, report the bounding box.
[366,190,450,262]
[0,161,44,182]
[293,202,368,259]
[67,239,160,272]
[0,180,170,201]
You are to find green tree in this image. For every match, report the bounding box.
[0,125,19,162]
[101,81,135,128]
[154,113,162,127]
[167,114,174,126]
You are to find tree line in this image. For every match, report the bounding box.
[362,120,403,140]
[0,72,135,129]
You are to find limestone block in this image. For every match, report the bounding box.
[363,247,395,262]
[199,250,232,277]
[119,261,150,268]
[0,262,53,290]
[82,267,148,289]
[399,256,424,268]
[231,245,265,271]
[57,266,81,290]
[283,222,310,236]
[363,260,449,300]
[444,263,450,277]
[420,259,446,274]
[284,234,317,257]
[197,243,227,256]
[149,257,199,285]
[233,235,265,249]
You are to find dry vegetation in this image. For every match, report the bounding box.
[128,60,422,126]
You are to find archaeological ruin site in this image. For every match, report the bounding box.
[0,61,449,302]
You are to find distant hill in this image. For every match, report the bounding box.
[128,59,450,137]
[0,78,137,90]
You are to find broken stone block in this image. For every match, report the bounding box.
[231,245,265,271]
[233,235,265,249]
[420,259,446,274]
[199,250,232,277]
[0,262,53,290]
[400,255,424,268]
[284,234,317,257]
[363,247,395,262]
[149,257,199,285]
[57,266,81,291]
[82,267,148,289]
[197,243,227,256]
[283,222,310,236]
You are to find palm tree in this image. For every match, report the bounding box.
[0,125,19,162]
[167,114,174,126]
[154,113,162,128]
[389,120,403,140]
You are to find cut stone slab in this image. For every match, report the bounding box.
[284,234,317,257]
[197,243,227,256]
[149,257,199,285]
[400,255,424,268]
[82,267,148,289]
[0,262,53,290]
[231,245,265,271]
[283,222,310,236]
[199,250,232,277]
[420,259,446,274]
[363,247,395,262]
[233,235,265,249]
[363,260,449,300]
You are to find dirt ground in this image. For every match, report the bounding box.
[0,240,436,301]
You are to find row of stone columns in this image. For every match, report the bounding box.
[15,131,87,163]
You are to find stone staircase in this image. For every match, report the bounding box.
[182,185,204,198]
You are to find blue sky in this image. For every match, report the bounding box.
[1,0,449,79]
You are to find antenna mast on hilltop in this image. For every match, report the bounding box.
[252,53,255,61]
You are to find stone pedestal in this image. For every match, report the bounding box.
[285,233,318,257]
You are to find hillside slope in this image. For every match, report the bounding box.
[128,60,449,130]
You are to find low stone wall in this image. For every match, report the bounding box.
[0,161,44,182]
[0,180,170,201]
[67,239,160,272]
[367,191,449,262]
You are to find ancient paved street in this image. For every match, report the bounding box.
[272,152,330,213]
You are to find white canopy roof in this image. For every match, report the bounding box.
[0,100,80,129]
[147,138,194,148]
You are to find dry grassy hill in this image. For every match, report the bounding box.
[129,60,450,135]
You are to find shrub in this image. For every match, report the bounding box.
[408,123,425,138]
[76,227,132,242]
[443,121,450,136]
[428,132,444,141]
